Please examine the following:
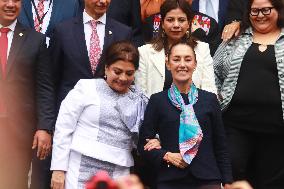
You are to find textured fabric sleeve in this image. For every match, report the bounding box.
[137,94,167,168]
[50,80,88,171]
[213,41,228,97]
[210,94,233,184]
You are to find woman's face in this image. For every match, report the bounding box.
[167,44,196,85]
[105,60,136,94]
[250,0,279,33]
[162,8,190,44]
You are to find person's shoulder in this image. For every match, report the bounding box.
[138,43,158,54]
[149,90,168,102]
[198,88,217,101]
[107,17,131,32]
[17,22,45,40]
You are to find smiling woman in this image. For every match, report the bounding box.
[138,41,232,189]
[50,41,148,189]
[213,0,284,188]
[135,0,217,98]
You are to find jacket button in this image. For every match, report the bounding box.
[280,74,284,78]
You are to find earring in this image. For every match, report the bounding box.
[186,30,190,39]
[104,74,107,80]
[162,29,166,38]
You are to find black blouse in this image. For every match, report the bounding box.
[223,43,284,134]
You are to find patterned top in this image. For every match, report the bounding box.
[213,27,284,120]
[51,79,148,171]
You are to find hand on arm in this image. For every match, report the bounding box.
[32,130,52,160]
[163,152,188,169]
[51,170,65,189]
[144,138,161,151]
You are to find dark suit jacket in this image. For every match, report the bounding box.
[191,0,229,30]
[107,0,144,47]
[225,0,247,24]
[18,0,81,37]
[40,15,132,130]
[0,22,50,142]
[138,89,233,184]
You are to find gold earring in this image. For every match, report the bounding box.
[186,30,190,39]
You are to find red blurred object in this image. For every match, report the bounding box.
[85,170,118,189]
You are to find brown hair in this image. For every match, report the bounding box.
[151,0,195,53]
[97,41,139,78]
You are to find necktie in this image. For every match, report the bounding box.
[34,0,45,32]
[0,27,10,79]
[0,27,10,113]
[89,20,101,75]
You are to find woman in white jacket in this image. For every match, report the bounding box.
[50,41,148,189]
[136,0,216,97]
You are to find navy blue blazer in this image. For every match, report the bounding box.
[191,0,229,30]
[107,0,144,47]
[37,15,132,131]
[18,0,81,37]
[138,89,233,184]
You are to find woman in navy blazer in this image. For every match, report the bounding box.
[138,41,233,189]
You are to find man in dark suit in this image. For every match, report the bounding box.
[107,0,144,46]
[18,0,81,38]
[0,0,50,188]
[17,1,81,188]
[40,0,132,184]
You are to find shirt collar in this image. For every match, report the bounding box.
[83,10,106,25]
[0,19,17,32]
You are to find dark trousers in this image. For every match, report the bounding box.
[30,152,52,189]
[225,127,284,189]
[0,117,33,189]
[157,176,221,189]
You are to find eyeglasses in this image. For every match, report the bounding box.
[250,7,274,16]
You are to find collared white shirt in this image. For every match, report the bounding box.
[83,10,106,57]
[199,0,219,22]
[32,0,53,34]
[0,20,17,60]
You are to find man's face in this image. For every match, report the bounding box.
[84,0,111,20]
[0,0,21,26]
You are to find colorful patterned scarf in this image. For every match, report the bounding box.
[168,83,203,164]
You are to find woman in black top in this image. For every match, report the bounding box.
[214,0,284,188]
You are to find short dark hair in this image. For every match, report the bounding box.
[97,41,139,78]
[151,0,195,52]
[241,0,284,31]
[168,40,197,61]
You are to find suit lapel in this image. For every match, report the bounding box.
[6,23,28,76]
[73,16,93,76]
[22,0,34,28]
[103,17,114,50]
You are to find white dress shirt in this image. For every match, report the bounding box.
[32,0,53,34]
[199,0,219,22]
[83,10,106,57]
[0,20,17,60]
